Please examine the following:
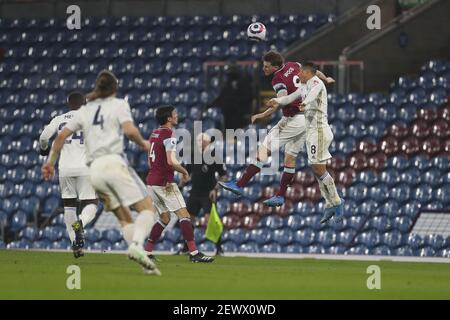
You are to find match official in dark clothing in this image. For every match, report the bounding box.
[180,133,227,255]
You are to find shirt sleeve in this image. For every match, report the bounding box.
[273,86,303,106]
[303,79,323,106]
[39,118,58,150]
[65,110,83,133]
[272,77,288,95]
[163,137,177,152]
[117,100,134,124]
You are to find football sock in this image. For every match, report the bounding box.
[122,223,135,245]
[63,207,77,243]
[144,219,166,253]
[237,161,263,188]
[132,209,155,247]
[318,172,341,207]
[276,167,295,197]
[79,204,97,227]
[180,217,198,255]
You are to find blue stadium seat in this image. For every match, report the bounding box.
[355,231,381,249]
[249,228,272,245]
[102,229,122,243]
[261,243,283,253]
[394,245,414,256]
[9,211,27,232]
[239,241,260,253]
[84,228,101,243]
[113,240,128,251]
[226,228,248,245]
[221,241,238,253]
[51,213,65,227]
[325,245,346,255]
[422,234,445,251]
[294,228,315,246]
[33,240,52,250]
[272,229,294,245]
[381,230,404,248]
[19,226,38,241]
[418,247,436,257]
[346,245,369,255]
[52,239,71,250]
[43,196,61,213]
[162,227,181,243]
[198,241,216,252]
[370,245,391,256]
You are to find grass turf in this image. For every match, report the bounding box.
[0,250,450,299]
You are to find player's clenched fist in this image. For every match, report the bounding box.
[41,163,55,180]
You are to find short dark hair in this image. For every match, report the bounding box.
[67,91,86,110]
[156,105,175,125]
[302,62,318,73]
[263,50,284,68]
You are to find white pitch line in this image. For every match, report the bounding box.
[3,249,450,264]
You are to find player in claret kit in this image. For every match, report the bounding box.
[42,70,161,275]
[144,105,214,263]
[219,50,335,207]
[39,92,98,258]
[268,62,344,223]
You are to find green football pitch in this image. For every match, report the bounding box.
[1,250,450,299]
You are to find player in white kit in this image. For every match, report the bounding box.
[39,92,98,258]
[269,62,345,223]
[42,70,160,275]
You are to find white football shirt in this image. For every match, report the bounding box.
[65,96,133,164]
[274,75,329,129]
[39,110,89,177]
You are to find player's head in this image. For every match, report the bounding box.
[156,105,178,126]
[67,91,86,110]
[87,70,118,101]
[196,133,211,151]
[300,62,317,82]
[262,50,284,76]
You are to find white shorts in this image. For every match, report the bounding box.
[262,114,306,157]
[306,126,334,164]
[89,154,148,211]
[147,183,186,215]
[59,176,96,200]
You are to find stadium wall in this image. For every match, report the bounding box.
[0,0,371,18]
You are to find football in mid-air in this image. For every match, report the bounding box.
[247,22,266,42]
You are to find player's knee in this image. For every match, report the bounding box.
[311,164,326,177]
[284,154,296,167]
[160,212,171,225]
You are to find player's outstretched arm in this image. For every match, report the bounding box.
[122,121,150,152]
[271,86,303,107]
[316,70,335,84]
[42,127,73,180]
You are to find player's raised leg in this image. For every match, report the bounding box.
[311,164,344,223]
[219,143,270,196]
[263,152,296,207]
